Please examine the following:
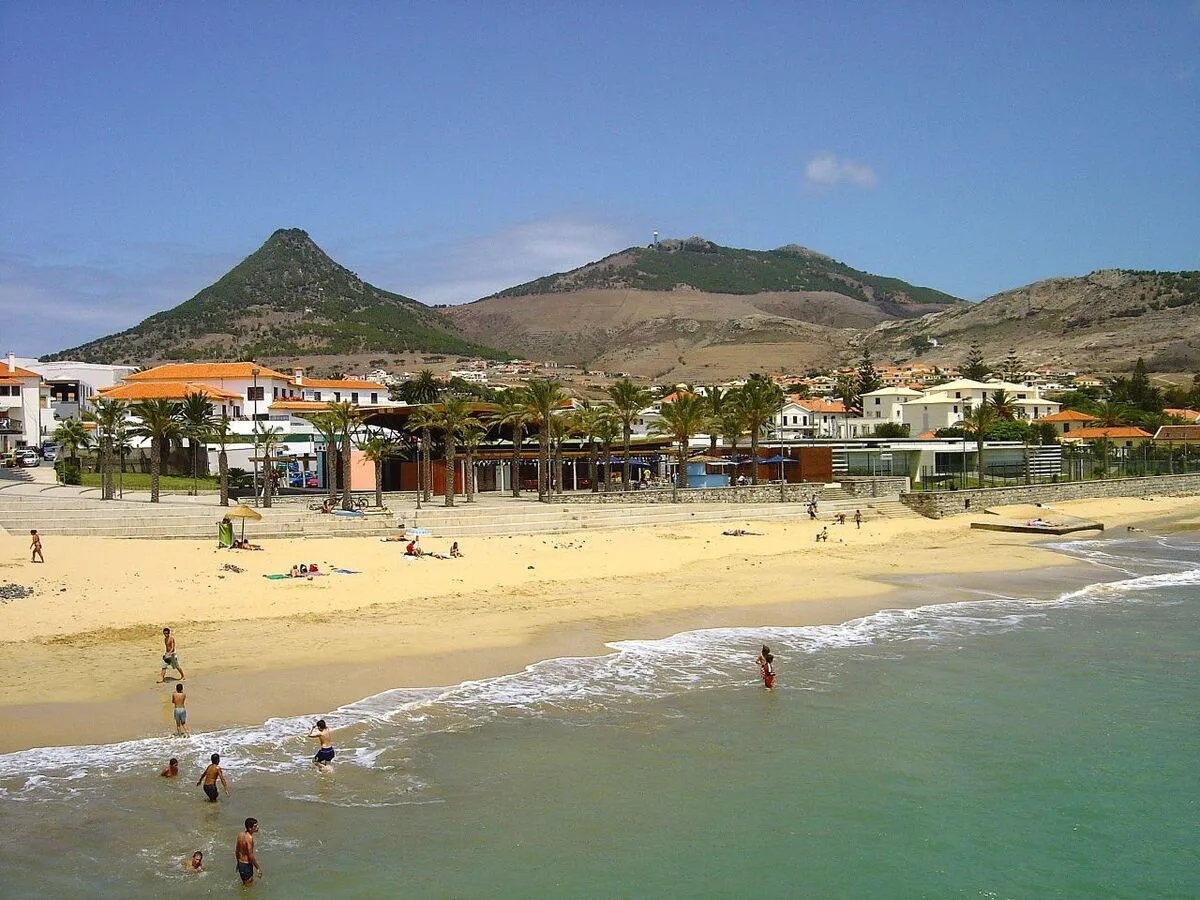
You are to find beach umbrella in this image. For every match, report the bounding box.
[760,455,796,464]
[405,527,431,538]
[225,502,262,541]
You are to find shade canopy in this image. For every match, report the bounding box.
[686,454,733,465]
[225,503,262,520]
[760,455,797,464]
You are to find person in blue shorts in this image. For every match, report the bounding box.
[197,753,230,802]
[235,818,261,884]
[308,719,335,771]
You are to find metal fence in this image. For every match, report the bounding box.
[913,445,1200,491]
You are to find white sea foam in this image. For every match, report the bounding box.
[3,539,1196,796]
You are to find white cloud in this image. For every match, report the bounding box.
[803,152,877,189]
[349,218,637,306]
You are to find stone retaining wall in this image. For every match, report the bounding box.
[554,484,823,504]
[839,476,911,498]
[899,474,1200,519]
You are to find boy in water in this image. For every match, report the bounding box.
[171,683,189,735]
[235,818,262,884]
[160,757,179,778]
[197,753,230,802]
[183,851,203,872]
[308,719,335,771]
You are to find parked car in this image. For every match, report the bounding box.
[42,448,57,463]
[17,450,40,467]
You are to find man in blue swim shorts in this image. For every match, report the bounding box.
[308,719,335,771]
[235,818,261,884]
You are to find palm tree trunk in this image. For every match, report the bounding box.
[622,428,632,491]
[149,438,161,503]
[191,441,198,496]
[263,465,273,507]
[590,442,599,493]
[602,441,612,492]
[750,432,760,485]
[465,450,476,502]
[341,433,353,510]
[538,434,549,501]
[444,439,456,507]
[219,450,229,506]
[677,444,688,489]
[325,442,338,504]
[553,437,564,495]
[510,428,522,497]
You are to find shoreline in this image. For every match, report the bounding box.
[0,495,1195,755]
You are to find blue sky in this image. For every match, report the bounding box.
[2,2,1197,355]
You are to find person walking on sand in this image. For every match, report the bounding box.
[853,509,862,529]
[235,818,262,885]
[197,753,230,802]
[756,644,776,690]
[171,683,190,736]
[29,529,43,563]
[308,719,335,771]
[159,627,185,683]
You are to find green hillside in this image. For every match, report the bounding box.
[46,228,506,364]
[494,237,961,309]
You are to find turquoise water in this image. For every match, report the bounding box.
[2,536,1198,898]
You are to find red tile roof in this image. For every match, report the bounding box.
[1153,425,1200,442]
[1061,426,1152,441]
[300,378,388,390]
[98,382,242,401]
[126,363,291,382]
[1036,409,1096,423]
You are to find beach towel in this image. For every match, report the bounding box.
[332,568,360,575]
[262,574,290,580]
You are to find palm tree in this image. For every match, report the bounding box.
[1092,400,1129,428]
[549,411,571,495]
[358,433,400,509]
[460,422,487,503]
[594,406,621,493]
[431,398,482,507]
[53,418,91,472]
[208,414,235,507]
[396,369,442,405]
[524,379,568,501]
[961,399,998,486]
[306,411,341,505]
[83,398,126,500]
[704,386,731,456]
[179,391,215,495]
[492,388,533,497]
[606,379,652,491]
[988,389,1017,421]
[737,377,784,485]
[718,400,748,481]
[327,401,362,510]
[404,405,439,503]
[652,393,710,491]
[129,399,182,503]
[257,425,283,507]
[569,401,606,493]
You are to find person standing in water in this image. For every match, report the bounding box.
[756,645,776,690]
[171,683,190,736]
[197,753,230,802]
[308,719,335,771]
[235,818,262,884]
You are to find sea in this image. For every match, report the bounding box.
[1,534,1197,899]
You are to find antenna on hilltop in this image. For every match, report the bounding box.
[653,231,659,247]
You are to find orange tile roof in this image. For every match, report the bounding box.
[917,430,938,440]
[797,398,847,414]
[1164,408,1200,422]
[300,378,388,390]
[269,401,334,411]
[1061,426,1152,440]
[126,363,291,382]
[1036,409,1096,423]
[98,382,242,401]
[1,365,42,379]
[1153,425,1200,441]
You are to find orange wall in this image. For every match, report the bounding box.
[350,450,375,491]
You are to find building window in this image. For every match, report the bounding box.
[370,393,378,404]
[247,386,264,401]
[351,392,359,404]
[273,387,279,399]
[334,392,341,402]
[314,392,322,401]
[874,397,881,405]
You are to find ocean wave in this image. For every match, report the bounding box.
[3,544,1196,794]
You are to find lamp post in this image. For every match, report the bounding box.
[778,394,786,502]
[251,367,260,507]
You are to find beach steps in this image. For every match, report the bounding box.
[0,495,395,539]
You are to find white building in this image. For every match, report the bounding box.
[861,379,1062,437]
[0,353,50,453]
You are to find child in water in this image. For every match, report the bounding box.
[757,644,776,690]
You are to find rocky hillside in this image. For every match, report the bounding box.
[442,238,963,380]
[865,269,1200,372]
[44,229,506,365]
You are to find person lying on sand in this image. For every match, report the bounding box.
[721,529,762,536]
[233,539,263,550]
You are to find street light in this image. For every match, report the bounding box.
[778,393,786,501]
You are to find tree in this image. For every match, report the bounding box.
[1000,348,1024,384]
[404,405,439,503]
[53,418,91,471]
[256,426,283,507]
[873,422,910,438]
[857,347,883,400]
[431,398,482,507]
[704,386,731,456]
[961,342,989,381]
[459,422,487,503]
[396,369,441,405]
[737,376,784,485]
[606,379,652,491]
[834,374,860,413]
[568,401,609,494]
[327,401,362,510]
[1092,400,1129,428]
[593,405,621,492]
[306,411,341,505]
[83,398,126,500]
[718,397,748,481]
[988,389,1017,421]
[548,411,569,495]
[651,393,710,491]
[129,399,182,503]
[208,414,235,507]
[492,389,534,498]
[179,391,215,496]
[358,433,400,509]
[961,399,998,486]
[524,379,568,501]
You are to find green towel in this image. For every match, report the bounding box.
[262,573,290,580]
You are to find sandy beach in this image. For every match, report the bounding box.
[0,495,1195,754]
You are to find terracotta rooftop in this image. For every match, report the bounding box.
[0,365,43,379]
[1164,408,1200,423]
[1036,409,1097,423]
[1153,425,1200,442]
[299,378,388,391]
[126,363,291,382]
[98,382,242,402]
[1060,426,1152,441]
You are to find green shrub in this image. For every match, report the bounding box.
[55,461,82,485]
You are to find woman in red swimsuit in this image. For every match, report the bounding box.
[757,644,776,689]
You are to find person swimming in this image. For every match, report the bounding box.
[183,850,203,872]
